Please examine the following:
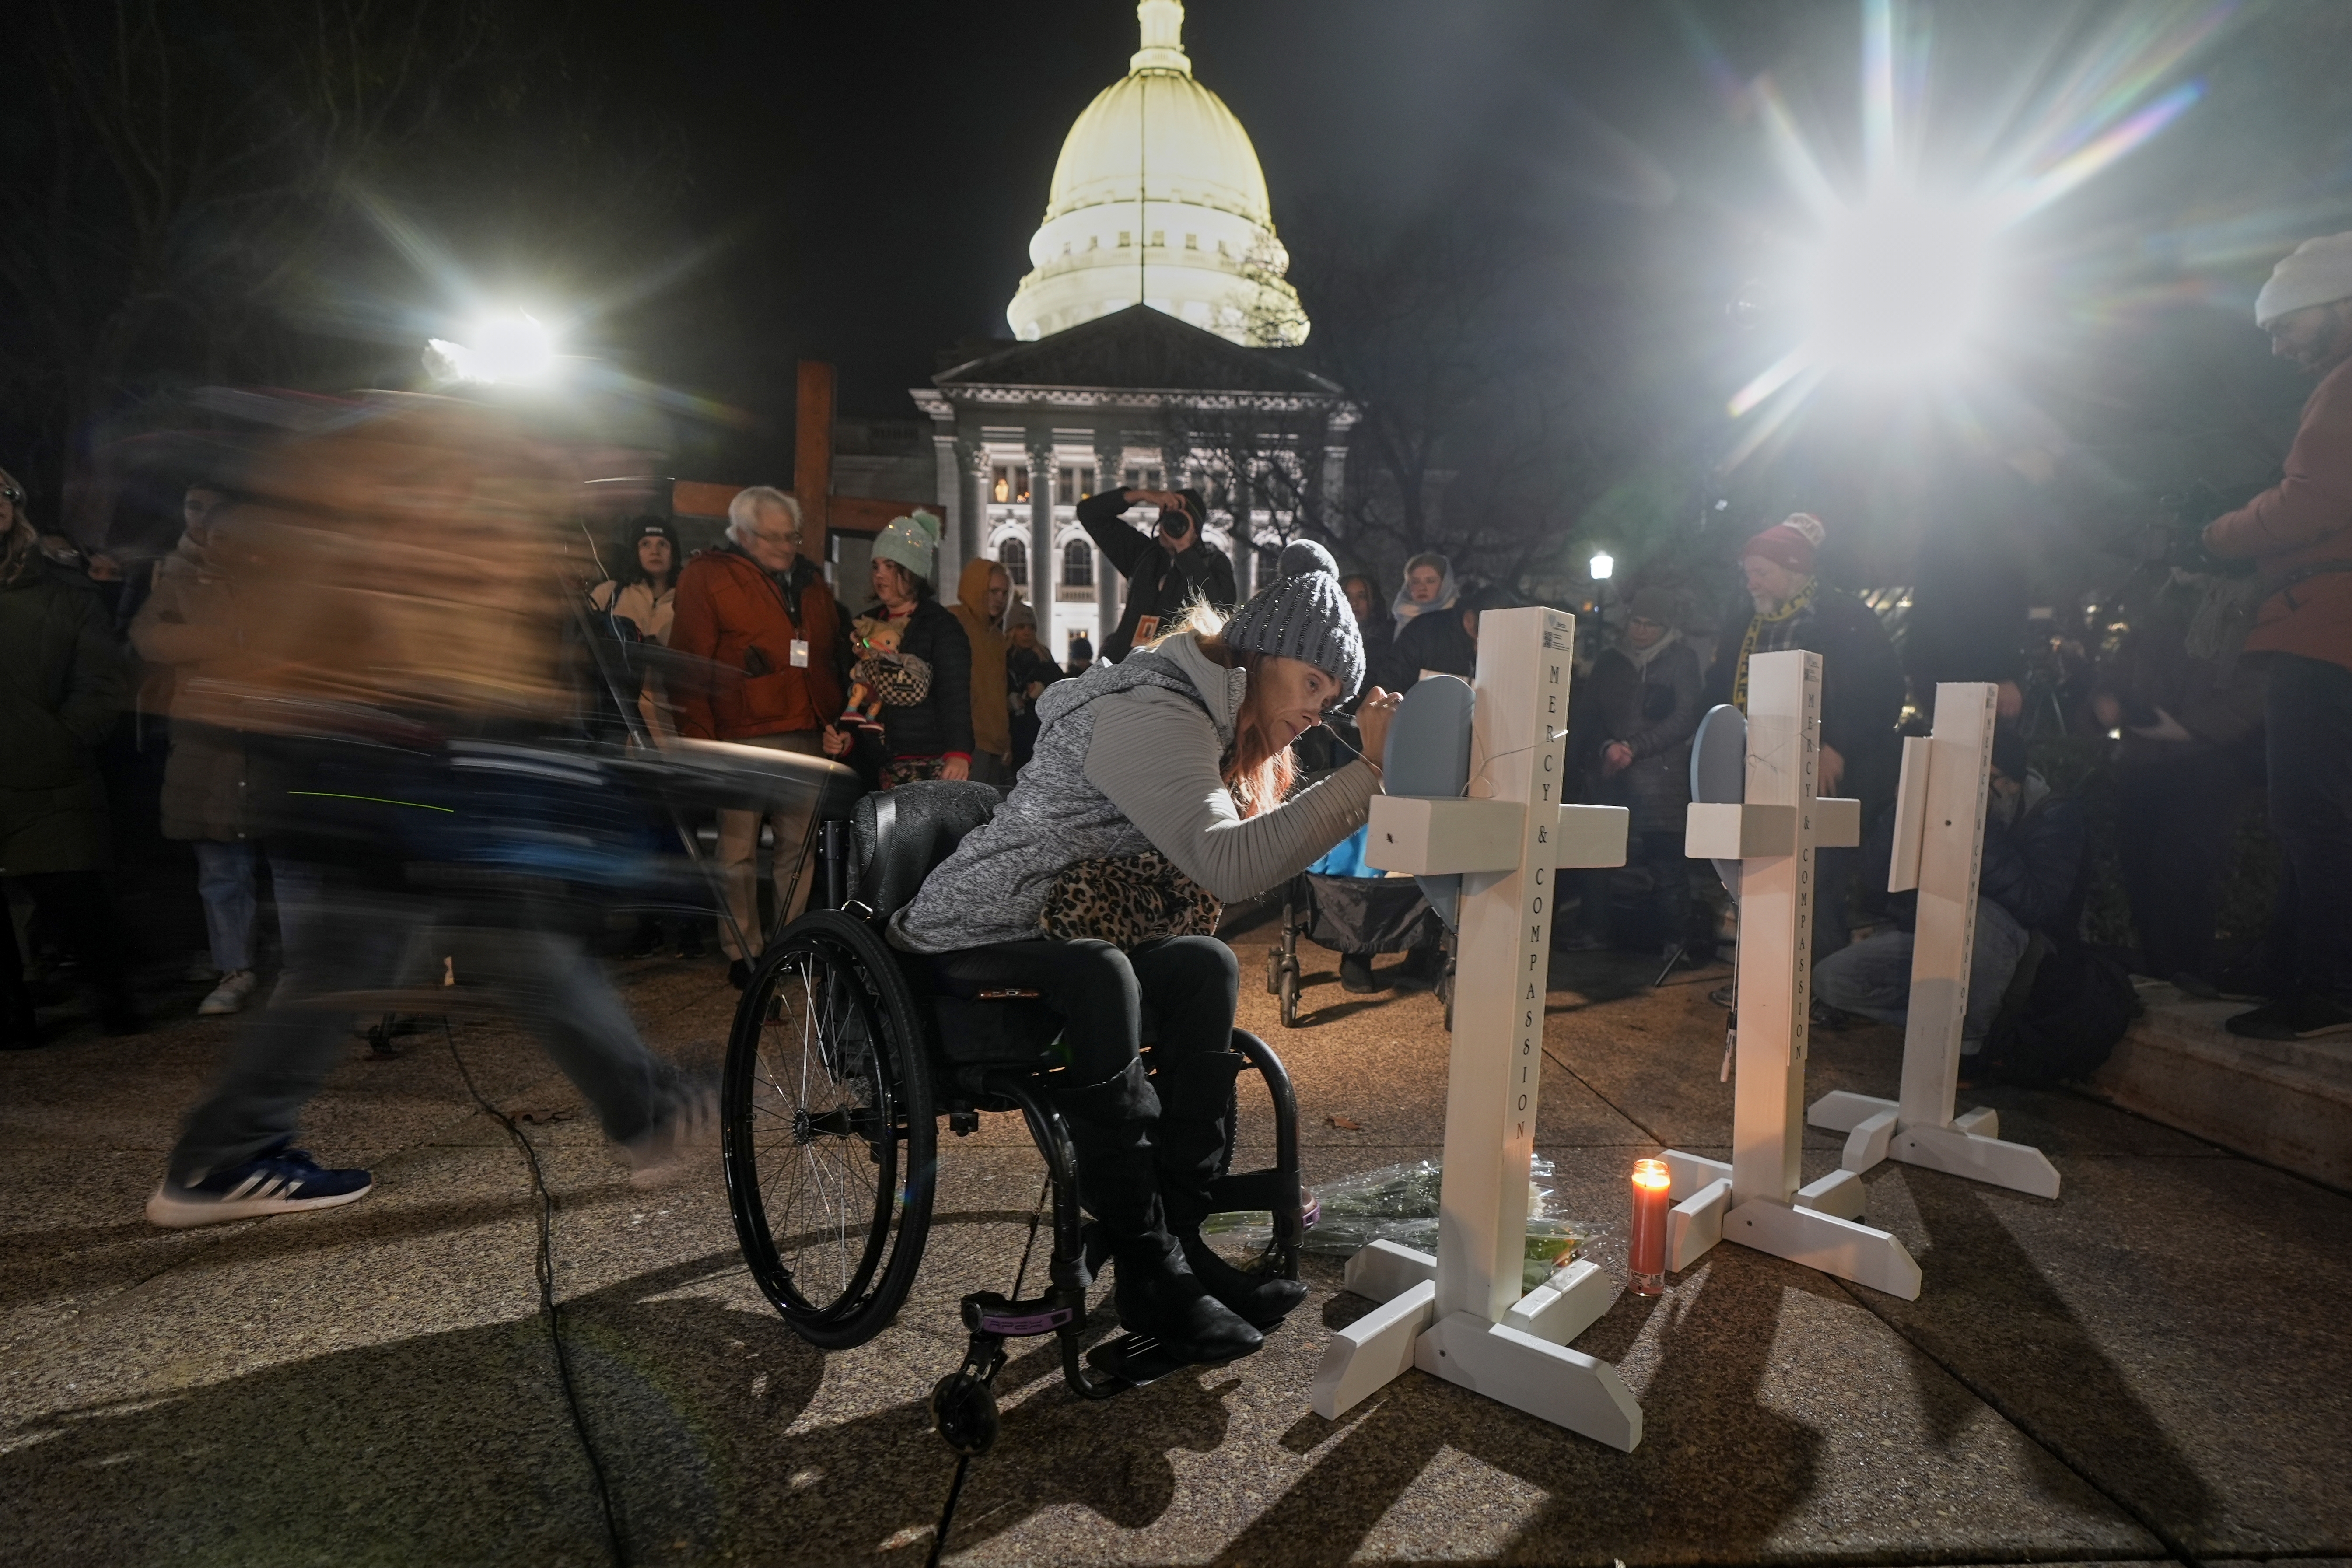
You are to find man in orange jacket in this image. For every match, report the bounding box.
[2205,232,2352,1040]
[669,486,846,987]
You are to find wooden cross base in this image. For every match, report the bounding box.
[1806,1092,2060,1199]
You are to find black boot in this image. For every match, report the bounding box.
[1151,1050,1307,1328]
[1056,1059,1261,1365]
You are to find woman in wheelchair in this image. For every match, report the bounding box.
[891,541,1401,1367]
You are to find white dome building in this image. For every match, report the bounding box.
[1005,0,1309,346]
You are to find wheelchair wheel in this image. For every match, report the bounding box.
[1278,963,1300,1029]
[722,909,937,1351]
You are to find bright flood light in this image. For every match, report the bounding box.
[425,311,559,385]
[1803,200,1992,372]
[1589,552,1614,581]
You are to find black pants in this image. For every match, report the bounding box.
[928,934,1239,1085]
[2266,654,2352,1003]
[1577,830,1698,948]
[2,871,132,1035]
[2115,749,2250,981]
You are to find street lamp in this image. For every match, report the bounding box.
[424,310,561,385]
[1589,551,1614,581]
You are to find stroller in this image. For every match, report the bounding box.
[1264,845,1455,1028]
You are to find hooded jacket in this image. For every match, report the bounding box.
[1,563,127,875]
[948,558,1011,759]
[893,631,1376,952]
[668,547,844,740]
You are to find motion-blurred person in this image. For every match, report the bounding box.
[129,482,271,1015]
[2092,566,2266,997]
[1078,485,1237,663]
[1,466,136,1047]
[147,402,714,1225]
[1066,633,1095,678]
[1565,587,1705,957]
[823,511,971,788]
[1813,732,2085,1055]
[948,558,1015,783]
[1004,600,1064,771]
[670,486,845,987]
[2202,233,2352,1040]
[1709,513,1904,957]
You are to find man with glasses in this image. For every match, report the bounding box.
[669,487,847,987]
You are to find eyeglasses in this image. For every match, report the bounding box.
[0,485,22,506]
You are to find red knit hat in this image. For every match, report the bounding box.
[1742,512,1825,575]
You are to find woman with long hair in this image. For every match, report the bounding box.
[588,516,681,645]
[892,541,1402,1368]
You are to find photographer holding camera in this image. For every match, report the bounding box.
[2202,231,2352,1041]
[1077,484,1238,664]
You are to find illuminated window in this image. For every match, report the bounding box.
[1078,466,1095,499]
[1117,231,1131,248]
[1014,466,1030,504]
[992,466,1010,503]
[1062,540,1094,588]
[997,538,1027,587]
[1057,467,1076,504]
[1150,230,1165,247]
[1124,466,1163,490]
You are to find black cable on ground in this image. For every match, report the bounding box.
[443,1021,629,1568]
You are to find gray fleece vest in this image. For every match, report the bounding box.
[892,648,1230,952]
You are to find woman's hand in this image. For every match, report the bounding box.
[1353,687,1402,772]
[942,755,971,781]
[820,726,851,757]
[1601,740,1634,777]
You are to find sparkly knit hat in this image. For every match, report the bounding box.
[1222,539,1365,699]
[873,509,940,584]
[1742,512,1825,575]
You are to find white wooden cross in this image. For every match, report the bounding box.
[1307,606,1645,1452]
[1659,648,1924,1299]
[1806,682,2062,1198]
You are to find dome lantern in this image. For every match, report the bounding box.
[1006,0,1309,347]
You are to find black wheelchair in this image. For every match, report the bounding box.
[718,781,1310,1452]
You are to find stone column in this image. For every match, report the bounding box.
[1321,413,1354,537]
[1027,435,1058,654]
[930,428,962,583]
[959,441,991,596]
[1094,433,1126,644]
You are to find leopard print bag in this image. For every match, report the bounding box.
[1038,850,1222,948]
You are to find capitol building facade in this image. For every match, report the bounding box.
[911,0,1353,662]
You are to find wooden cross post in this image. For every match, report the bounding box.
[1659,649,1924,1299]
[1307,607,1644,1451]
[1806,682,2062,1198]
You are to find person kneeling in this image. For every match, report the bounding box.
[890,543,1399,1365]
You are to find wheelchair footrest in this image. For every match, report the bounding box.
[1086,1331,1259,1388]
[960,1289,1079,1339]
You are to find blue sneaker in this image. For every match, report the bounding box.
[146,1145,374,1228]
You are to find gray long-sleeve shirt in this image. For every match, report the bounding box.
[893,632,1376,952]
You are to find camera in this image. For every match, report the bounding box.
[1157,489,1206,540]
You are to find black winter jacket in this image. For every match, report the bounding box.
[863,597,973,760]
[1077,489,1238,662]
[1708,584,1905,808]
[1856,783,2087,937]
[1573,637,1704,834]
[1393,606,1477,688]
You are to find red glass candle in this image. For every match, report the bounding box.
[1629,1158,1671,1296]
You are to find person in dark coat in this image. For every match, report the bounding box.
[1815,731,2086,1053]
[1393,584,1485,688]
[1004,599,1065,771]
[1076,486,1237,663]
[1341,573,1404,695]
[2093,565,2267,996]
[823,511,972,788]
[1708,513,1905,956]
[0,472,136,1045]
[1567,587,1705,954]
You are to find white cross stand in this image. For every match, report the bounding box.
[1805,682,2061,1199]
[1307,606,1643,1451]
[1659,649,1922,1300]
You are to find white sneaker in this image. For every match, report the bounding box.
[198,969,258,1016]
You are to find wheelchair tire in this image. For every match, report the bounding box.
[722,909,937,1351]
[1278,965,1300,1029]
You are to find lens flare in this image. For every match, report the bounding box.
[426,311,560,385]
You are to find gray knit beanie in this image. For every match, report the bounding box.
[1223,539,1365,699]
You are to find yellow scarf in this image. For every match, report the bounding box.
[1731,578,1816,711]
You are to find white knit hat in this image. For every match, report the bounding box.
[2255,232,2352,328]
[873,509,940,583]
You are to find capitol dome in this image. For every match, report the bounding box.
[1006,0,1309,346]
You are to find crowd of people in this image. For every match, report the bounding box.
[2,233,2348,1293]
